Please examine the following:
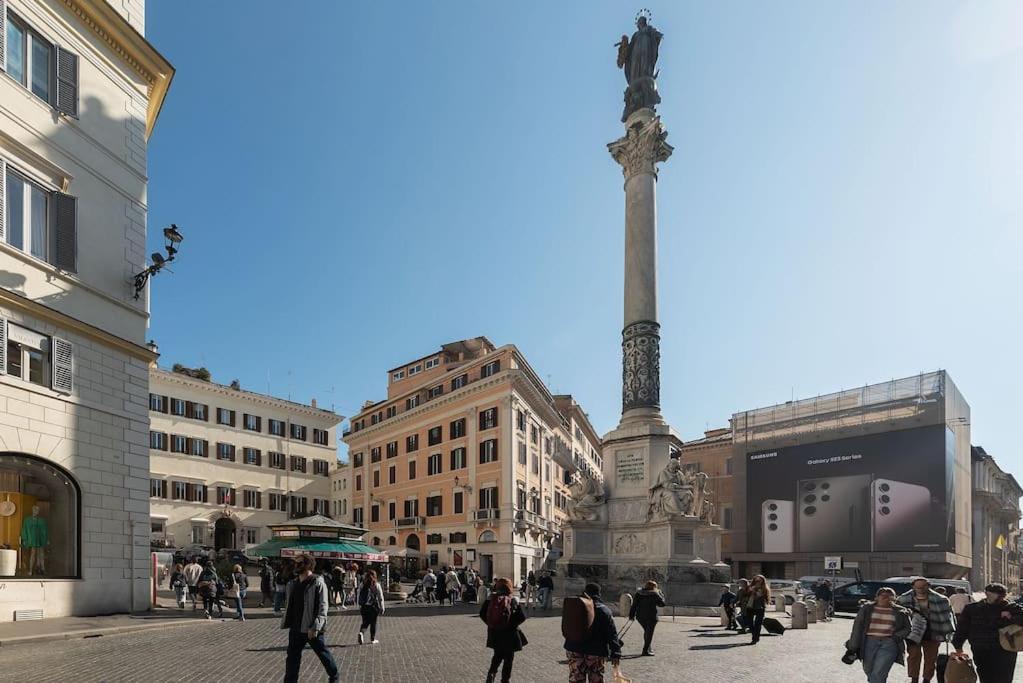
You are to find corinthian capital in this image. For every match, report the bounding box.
[607,113,673,181]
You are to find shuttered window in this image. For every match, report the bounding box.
[50,337,72,393]
[55,46,77,117]
[1,163,77,273]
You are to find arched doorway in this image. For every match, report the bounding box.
[213,517,235,550]
[405,534,420,551]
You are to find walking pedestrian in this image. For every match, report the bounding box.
[718,585,738,630]
[948,587,973,617]
[258,559,274,608]
[814,580,834,621]
[436,566,448,606]
[896,577,955,683]
[446,567,461,604]
[480,577,527,683]
[539,571,555,611]
[170,563,188,609]
[183,556,202,610]
[563,583,622,683]
[629,580,666,656]
[423,567,437,603]
[329,565,344,610]
[357,569,386,645]
[281,553,338,683]
[747,575,771,644]
[844,587,912,683]
[735,578,751,633]
[231,563,248,621]
[342,562,359,610]
[526,570,538,610]
[196,559,219,620]
[274,562,291,614]
[952,582,1023,683]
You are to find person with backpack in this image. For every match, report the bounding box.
[563,583,622,683]
[280,553,338,683]
[169,563,188,609]
[952,582,1023,683]
[896,577,955,683]
[196,559,220,620]
[844,586,912,683]
[479,577,528,683]
[629,580,666,656]
[747,575,772,645]
[230,563,248,621]
[357,569,386,644]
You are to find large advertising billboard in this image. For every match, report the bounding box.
[747,425,954,553]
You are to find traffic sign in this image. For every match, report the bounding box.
[824,556,842,571]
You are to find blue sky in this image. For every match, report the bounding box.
[145,2,1023,474]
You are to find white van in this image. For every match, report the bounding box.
[884,577,972,594]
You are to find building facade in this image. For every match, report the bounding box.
[969,446,1021,592]
[343,338,602,584]
[731,371,973,582]
[0,0,172,620]
[148,367,341,552]
[678,428,736,559]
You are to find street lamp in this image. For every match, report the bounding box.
[132,224,185,299]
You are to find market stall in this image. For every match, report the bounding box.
[248,515,389,581]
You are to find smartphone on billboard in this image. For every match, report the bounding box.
[796,475,871,552]
[762,500,794,552]
[871,478,932,551]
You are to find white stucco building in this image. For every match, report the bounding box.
[148,367,342,552]
[0,0,172,620]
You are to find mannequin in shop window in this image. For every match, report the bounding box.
[21,505,48,575]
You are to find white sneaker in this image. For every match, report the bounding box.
[357,632,364,645]
[370,639,380,645]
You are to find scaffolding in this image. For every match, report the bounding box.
[732,371,945,444]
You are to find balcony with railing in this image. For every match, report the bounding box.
[472,508,501,522]
[394,516,425,529]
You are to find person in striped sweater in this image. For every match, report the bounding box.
[845,587,913,683]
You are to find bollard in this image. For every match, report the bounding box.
[619,592,633,618]
[790,601,808,629]
[775,596,787,613]
[806,599,818,624]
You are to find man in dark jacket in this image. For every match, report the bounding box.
[718,585,738,630]
[564,583,622,682]
[629,580,667,656]
[953,582,1023,683]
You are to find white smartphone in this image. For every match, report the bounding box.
[871,478,932,551]
[762,499,795,553]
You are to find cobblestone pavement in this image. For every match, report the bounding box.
[1,603,1019,682]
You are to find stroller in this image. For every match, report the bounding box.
[405,580,426,604]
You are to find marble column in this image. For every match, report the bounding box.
[608,108,673,425]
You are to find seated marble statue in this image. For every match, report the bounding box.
[567,472,605,521]
[647,459,695,520]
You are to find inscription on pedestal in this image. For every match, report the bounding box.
[576,530,605,555]
[673,529,695,556]
[616,451,645,485]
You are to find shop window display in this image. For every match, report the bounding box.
[0,454,79,578]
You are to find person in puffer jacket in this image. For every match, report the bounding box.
[628,580,667,656]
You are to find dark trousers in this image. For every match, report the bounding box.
[359,605,379,639]
[723,605,737,629]
[640,619,657,653]
[488,651,514,682]
[747,608,766,643]
[973,645,1017,683]
[284,629,338,683]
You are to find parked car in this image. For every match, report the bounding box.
[767,580,804,605]
[832,581,913,613]
[797,575,857,595]
[883,576,972,595]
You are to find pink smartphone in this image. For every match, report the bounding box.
[762,499,794,553]
[871,478,932,551]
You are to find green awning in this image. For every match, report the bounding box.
[248,537,387,562]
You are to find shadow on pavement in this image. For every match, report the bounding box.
[689,643,751,650]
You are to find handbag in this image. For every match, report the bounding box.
[906,612,928,644]
[943,653,978,683]
[998,623,1023,652]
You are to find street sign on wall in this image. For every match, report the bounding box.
[824,556,842,571]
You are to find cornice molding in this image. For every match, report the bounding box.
[58,0,175,138]
[0,286,155,361]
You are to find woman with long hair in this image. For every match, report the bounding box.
[231,563,248,621]
[357,568,386,644]
[479,577,527,683]
[747,575,772,644]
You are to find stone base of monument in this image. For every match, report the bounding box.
[557,516,729,606]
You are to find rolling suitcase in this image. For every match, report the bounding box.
[762,617,786,635]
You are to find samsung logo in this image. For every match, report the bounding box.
[750,452,778,461]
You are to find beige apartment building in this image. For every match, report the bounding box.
[678,428,736,559]
[0,0,173,620]
[148,366,341,552]
[343,338,602,584]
